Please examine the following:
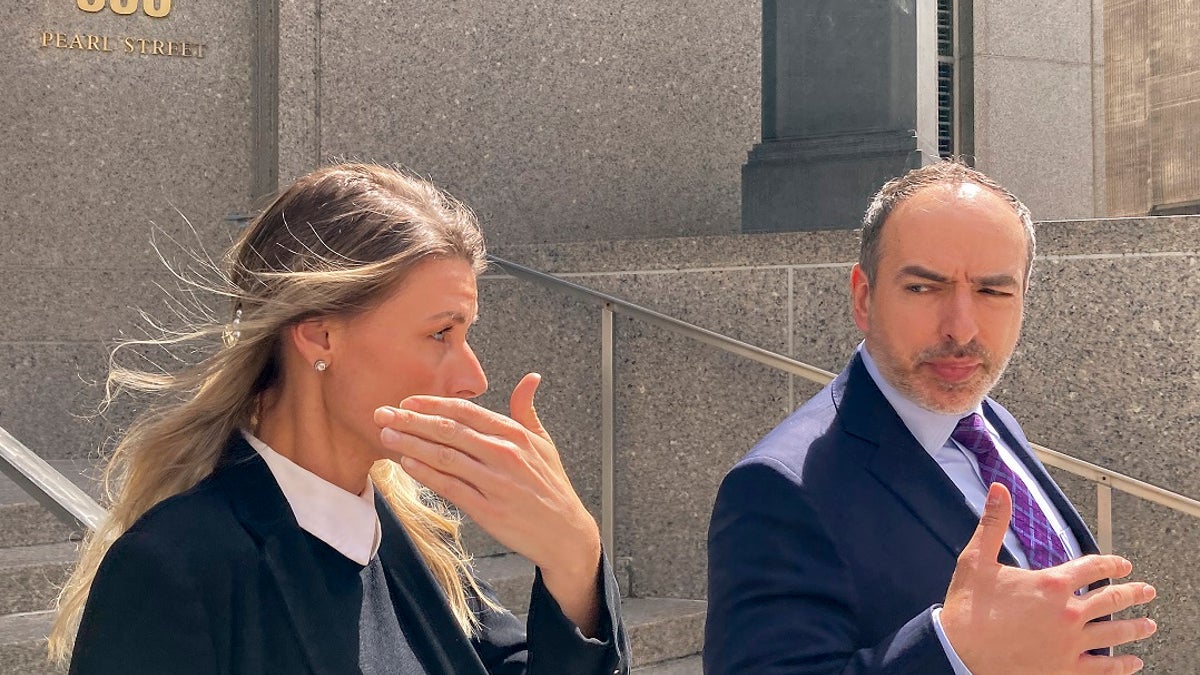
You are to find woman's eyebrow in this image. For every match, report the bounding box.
[424,310,470,323]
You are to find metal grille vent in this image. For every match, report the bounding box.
[937,0,955,158]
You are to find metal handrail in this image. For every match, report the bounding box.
[0,426,105,532]
[488,255,1200,555]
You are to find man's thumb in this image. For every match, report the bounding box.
[965,482,1012,563]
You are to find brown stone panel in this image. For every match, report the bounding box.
[1105,121,1151,216]
[1148,0,1200,76]
[1147,68,1200,109]
[1150,101,1200,207]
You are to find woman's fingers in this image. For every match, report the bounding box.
[395,455,489,516]
[390,396,521,440]
[509,373,552,442]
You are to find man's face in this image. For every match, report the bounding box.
[851,182,1028,415]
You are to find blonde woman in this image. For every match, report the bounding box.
[50,163,628,674]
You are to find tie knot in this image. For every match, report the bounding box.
[951,413,993,456]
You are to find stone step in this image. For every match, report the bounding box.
[623,598,706,669]
[0,610,59,675]
[0,542,77,616]
[472,552,538,614]
[0,504,78,549]
[632,654,702,674]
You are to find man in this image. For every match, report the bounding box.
[705,162,1158,674]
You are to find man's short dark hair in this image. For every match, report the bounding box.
[859,160,1036,286]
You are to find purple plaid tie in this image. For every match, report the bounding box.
[953,413,1070,570]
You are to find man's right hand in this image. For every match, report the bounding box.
[940,483,1158,674]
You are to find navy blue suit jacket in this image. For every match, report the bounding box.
[704,353,1098,674]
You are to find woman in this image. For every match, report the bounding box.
[49,163,629,674]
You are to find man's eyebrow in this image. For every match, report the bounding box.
[896,266,1020,288]
[974,273,1020,287]
[896,265,949,283]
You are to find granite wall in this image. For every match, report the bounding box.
[0,0,255,467]
[969,0,1105,219]
[482,215,1199,670]
[277,0,762,243]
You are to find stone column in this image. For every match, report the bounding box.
[742,0,940,232]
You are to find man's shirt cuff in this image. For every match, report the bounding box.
[932,606,974,675]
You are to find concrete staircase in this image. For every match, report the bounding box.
[0,480,705,674]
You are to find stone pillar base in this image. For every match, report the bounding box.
[741,130,934,233]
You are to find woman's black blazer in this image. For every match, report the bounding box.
[69,435,629,674]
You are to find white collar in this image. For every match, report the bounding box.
[858,344,986,457]
[242,429,381,565]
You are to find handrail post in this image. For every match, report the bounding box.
[600,303,616,557]
[1096,478,1114,554]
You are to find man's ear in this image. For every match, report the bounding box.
[850,264,871,334]
[290,317,334,368]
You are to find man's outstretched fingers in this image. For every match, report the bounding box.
[1080,616,1158,653]
[1061,554,1135,591]
[1081,582,1156,623]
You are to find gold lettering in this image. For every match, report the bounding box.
[195,43,205,58]
[55,33,69,48]
[123,37,135,53]
[109,0,137,16]
[40,32,54,48]
[77,0,105,12]
[86,35,100,50]
[151,39,164,55]
[143,0,171,18]
[179,41,192,57]
[101,35,112,52]
[137,38,149,54]
[68,34,85,49]
[166,41,176,56]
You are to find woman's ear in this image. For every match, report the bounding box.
[289,317,334,368]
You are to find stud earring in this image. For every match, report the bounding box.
[314,360,328,372]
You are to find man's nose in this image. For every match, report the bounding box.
[940,287,980,346]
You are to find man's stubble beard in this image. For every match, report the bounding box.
[869,337,1015,416]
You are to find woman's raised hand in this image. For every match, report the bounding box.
[374,373,602,634]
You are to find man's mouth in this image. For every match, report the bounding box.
[923,360,981,383]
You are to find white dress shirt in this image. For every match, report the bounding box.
[242,429,382,565]
[858,345,1082,675]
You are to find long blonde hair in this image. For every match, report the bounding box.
[50,163,494,663]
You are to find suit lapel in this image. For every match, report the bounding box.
[213,435,357,674]
[837,355,1020,566]
[374,494,488,675]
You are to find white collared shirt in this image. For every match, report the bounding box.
[242,429,382,566]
